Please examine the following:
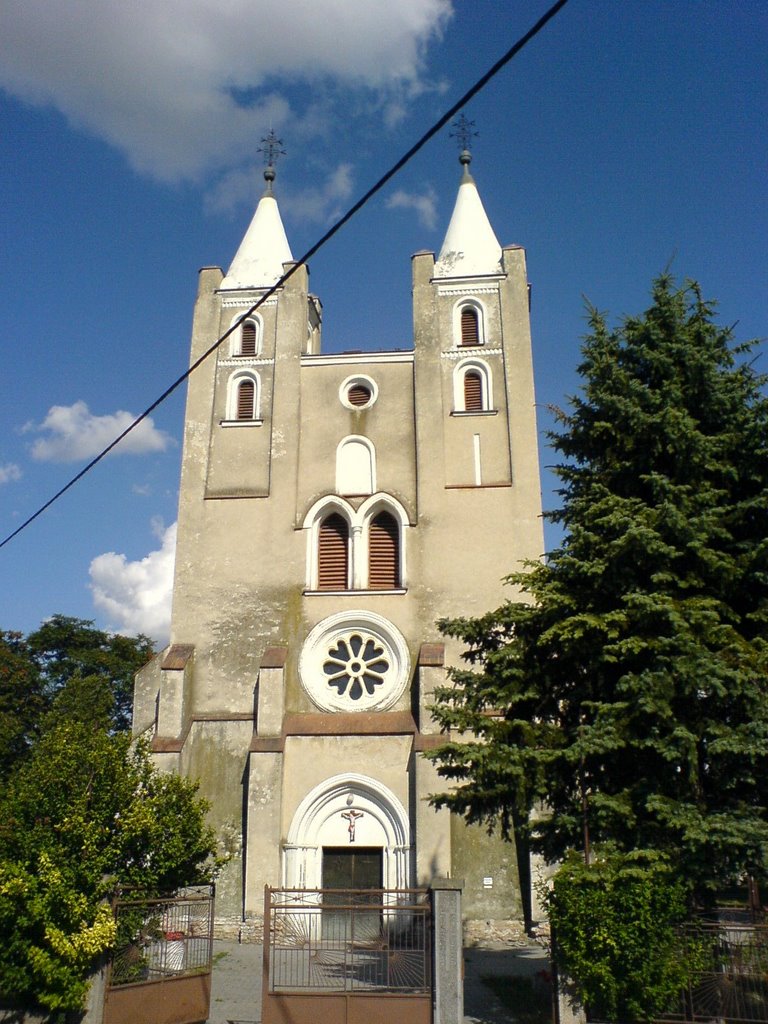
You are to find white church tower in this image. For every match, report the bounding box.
[133,138,544,939]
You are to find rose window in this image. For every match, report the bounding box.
[323,633,390,701]
[299,612,410,713]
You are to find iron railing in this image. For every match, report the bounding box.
[656,918,768,1024]
[264,887,432,995]
[108,886,215,987]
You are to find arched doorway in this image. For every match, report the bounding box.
[282,772,412,892]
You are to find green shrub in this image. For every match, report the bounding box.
[543,852,706,1021]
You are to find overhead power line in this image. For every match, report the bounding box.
[0,0,570,552]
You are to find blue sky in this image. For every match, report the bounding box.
[1,0,766,643]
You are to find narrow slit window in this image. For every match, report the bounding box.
[318,514,349,590]
[368,512,400,589]
[236,379,256,420]
[460,306,480,346]
[463,370,483,412]
[241,321,257,356]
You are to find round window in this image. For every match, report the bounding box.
[347,383,371,407]
[299,612,410,713]
[340,375,377,410]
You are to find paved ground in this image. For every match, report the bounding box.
[206,939,550,1024]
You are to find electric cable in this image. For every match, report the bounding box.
[0,0,570,551]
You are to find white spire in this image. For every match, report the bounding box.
[221,168,293,290]
[434,152,502,279]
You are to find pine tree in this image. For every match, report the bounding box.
[428,276,768,897]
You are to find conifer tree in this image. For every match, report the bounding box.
[428,276,768,897]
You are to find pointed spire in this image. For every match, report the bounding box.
[435,119,502,279]
[221,132,293,290]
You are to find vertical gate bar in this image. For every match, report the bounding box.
[262,885,271,999]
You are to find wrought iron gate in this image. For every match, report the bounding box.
[262,886,433,1024]
[658,918,768,1024]
[103,886,215,1024]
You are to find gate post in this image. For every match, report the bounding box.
[431,878,463,1024]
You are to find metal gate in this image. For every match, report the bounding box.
[262,886,433,1024]
[657,918,768,1023]
[103,886,215,1024]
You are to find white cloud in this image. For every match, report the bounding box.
[0,1,452,182]
[90,521,177,642]
[26,401,173,463]
[0,464,21,485]
[283,163,355,224]
[386,186,439,229]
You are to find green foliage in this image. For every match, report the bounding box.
[27,614,154,732]
[428,276,768,898]
[544,854,708,1021]
[0,631,45,780]
[0,723,218,1011]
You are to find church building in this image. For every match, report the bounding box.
[132,142,544,939]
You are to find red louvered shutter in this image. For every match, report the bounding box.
[460,307,479,346]
[464,371,483,412]
[348,384,371,407]
[241,321,256,356]
[318,514,349,590]
[369,512,399,589]
[237,379,255,419]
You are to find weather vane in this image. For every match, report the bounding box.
[449,114,479,155]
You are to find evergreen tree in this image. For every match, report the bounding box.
[428,276,768,898]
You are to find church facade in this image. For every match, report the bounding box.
[133,150,544,937]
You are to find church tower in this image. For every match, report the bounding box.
[133,143,544,939]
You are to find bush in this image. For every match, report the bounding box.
[543,852,706,1021]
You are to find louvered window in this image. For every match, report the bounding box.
[368,512,400,589]
[318,514,349,590]
[241,321,257,356]
[464,371,483,412]
[348,384,371,407]
[460,306,480,346]
[237,379,255,420]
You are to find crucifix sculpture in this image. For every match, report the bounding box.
[341,809,364,843]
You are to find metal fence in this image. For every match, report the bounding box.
[264,887,432,994]
[658,918,768,1024]
[108,886,215,987]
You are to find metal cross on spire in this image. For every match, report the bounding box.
[450,114,478,153]
[449,114,478,175]
[257,129,286,191]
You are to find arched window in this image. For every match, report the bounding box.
[460,306,480,346]
[318,514,349,590]
[454,360,492,414]
[464,371,483,413]
[236,378,256,419]
[225,371,261,422]
[368,512,400,589]
[240,320,257,356]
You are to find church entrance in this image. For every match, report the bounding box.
[322,847,382,940]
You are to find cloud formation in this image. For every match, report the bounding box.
[90,520,176,642]
[386,186,439,229]
[0,464,21,485]
[26,401,172,463]
[0,0,452,182]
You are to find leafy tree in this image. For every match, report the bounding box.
[27,614,154,732]
[428,276,768,899]
[0,722,218,1011]
[0,632,45,779]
